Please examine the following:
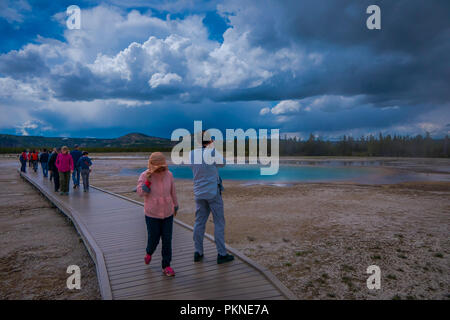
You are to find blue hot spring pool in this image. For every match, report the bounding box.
[119,164,448,184]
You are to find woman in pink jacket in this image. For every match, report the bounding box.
[55,146,74,196]
[137,152,178,277]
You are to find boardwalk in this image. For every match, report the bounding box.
[20,169,295,300]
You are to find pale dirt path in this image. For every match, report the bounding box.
[0,159,100,299]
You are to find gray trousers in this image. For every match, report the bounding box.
[193,189,227,256]
[81,168,90,191]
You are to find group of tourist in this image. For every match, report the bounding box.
[19,145,93,194]
[136,131,234,277]
[18,131,234,279]
[18,149,40,172]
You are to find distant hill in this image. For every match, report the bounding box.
[0,133,175,150]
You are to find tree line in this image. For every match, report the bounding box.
[280,133,449,157]
[1,132,449,157]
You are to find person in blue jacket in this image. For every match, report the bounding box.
[70,145,83,189]
[19,150,27,173]
[39,149,50,177]
[77,151,92,192]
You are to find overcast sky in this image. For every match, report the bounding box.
[0,0,449,139]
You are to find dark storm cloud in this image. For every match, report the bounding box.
[233,0,450,54]
[1,0,448,106]
[0,46,49,78]
[218,0,450,106]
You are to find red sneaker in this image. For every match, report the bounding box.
[144,254,152,265]
[162,266,175,277]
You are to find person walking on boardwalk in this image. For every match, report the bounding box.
[48,147,60,192]
[70,145,83,189]
[31,150,39,172]
[27,150,32,167]
[77,151,92,192]
[48,148,56,181]
[136,152,179,277]
[19,150,27,173]
[56,146,74,195]
[39,149,49,178]
[189,131,234,265]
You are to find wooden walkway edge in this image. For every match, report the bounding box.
[20,170,113,299]
[19,170,296,300]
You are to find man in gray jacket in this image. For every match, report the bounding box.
[189,131,234,264]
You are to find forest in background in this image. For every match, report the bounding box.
[1,132,449,158]
[279,133,449,157]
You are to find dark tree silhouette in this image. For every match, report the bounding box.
[279,132,449,157]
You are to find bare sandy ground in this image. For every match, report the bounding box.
[88,155,450,300]
[0,160,100,299]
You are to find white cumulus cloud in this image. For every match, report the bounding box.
[149,72,182,88]
[261,100,302,115]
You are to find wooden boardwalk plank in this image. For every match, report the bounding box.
[20,169,296,300]
[114,269,265,299]
[110,261,253,290]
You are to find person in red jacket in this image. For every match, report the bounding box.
[31,150,39,172]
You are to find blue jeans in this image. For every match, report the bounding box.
[81,168,90,191]
[193,188,227,256]
[41,162,48,177]
[20,159,26,173]
[72,167,81,186]
[145,215,173,268]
